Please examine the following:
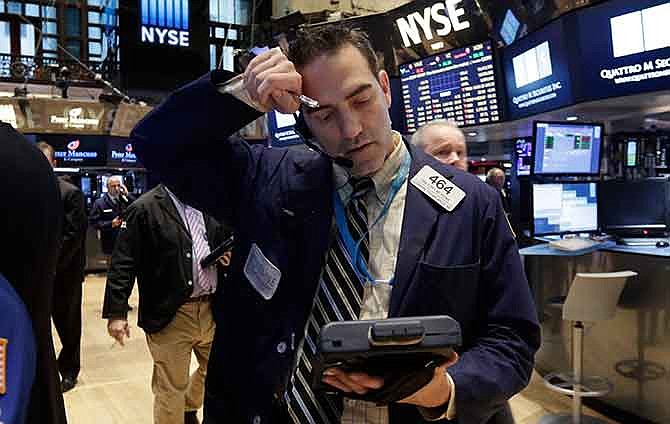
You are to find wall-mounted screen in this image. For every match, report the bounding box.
[533,121,603,175]
[399,40,502,132]
[502,19,574,119]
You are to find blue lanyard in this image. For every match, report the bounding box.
[333,151,411,285]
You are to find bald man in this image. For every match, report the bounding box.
[411,120,468,171]
[486,168,510,214]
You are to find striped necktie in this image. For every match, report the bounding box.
[184,206,217,294]
[286,177,374,424]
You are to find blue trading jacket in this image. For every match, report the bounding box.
[0,273,36,424]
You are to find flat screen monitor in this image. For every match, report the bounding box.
[399,40,502,132]
[599,179,669,233]
[626,140,638,166]
[515,138,532,176]
[532,182,599,236]
[533,121,603,175]
[80,177,92,196]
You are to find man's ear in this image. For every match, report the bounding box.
[377,69,391,108]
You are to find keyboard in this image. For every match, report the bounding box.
[549,238,599,252]
[618,237,669,246]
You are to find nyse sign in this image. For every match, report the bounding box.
[395,0,471,49]
[140,0,190,47]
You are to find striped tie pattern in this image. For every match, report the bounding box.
[184,206,217,294]
[286,177,374,424]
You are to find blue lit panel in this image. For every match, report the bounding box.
[140,0,188,29]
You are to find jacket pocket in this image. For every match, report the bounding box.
[409,261,480,332]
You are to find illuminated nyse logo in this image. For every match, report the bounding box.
[140,0,189,47]
[610,2,670,58]
[513,41,553,89]
[395,0,471,49]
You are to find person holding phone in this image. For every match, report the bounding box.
[89,176,135,258]
[131,26,539,424]
[102,183,231,424]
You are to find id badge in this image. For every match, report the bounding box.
[360,281,393,320]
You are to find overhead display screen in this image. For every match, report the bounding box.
[575,0,670,101]
[502,19,574,119]
[533,121,603,175]
[515,138,532,176]
[399,40,501,132]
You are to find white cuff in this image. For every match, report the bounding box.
[218,74,265,112]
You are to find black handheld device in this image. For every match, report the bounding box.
[311,315,461,397]
[200,235,235,269]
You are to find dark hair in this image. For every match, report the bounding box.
[288,25,380,76]
[36,141,55,162]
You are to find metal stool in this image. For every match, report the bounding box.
[540,271,637,424]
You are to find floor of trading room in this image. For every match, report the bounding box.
[54,275,620,424]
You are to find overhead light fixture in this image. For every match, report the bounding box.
[566,116,579,121]
[481,157,486,162]
[468,132,478,136]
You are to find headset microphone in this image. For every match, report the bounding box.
[294,112,354,169]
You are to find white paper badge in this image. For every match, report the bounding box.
[410,165,466,212]
[244,243,281,300]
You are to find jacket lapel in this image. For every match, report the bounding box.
[155,185,192,240]
[389,144,453,315]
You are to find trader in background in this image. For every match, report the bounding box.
[0,123,67,424]
[411,120,469,172]
[486,168,511,214]
[103,183,232,424]
[90,176,134,258]
[37,142,88,393]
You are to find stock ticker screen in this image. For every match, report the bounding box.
[399,41,501,132]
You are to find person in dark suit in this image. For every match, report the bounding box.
[131,26,540,424]
[89,176,134,256]
[0,272,37,424]
[36,142,88,393]
[102,184,231,424]
[486,168,511,215]
[0,123,67,424]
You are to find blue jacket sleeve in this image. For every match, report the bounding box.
[131,70,266,224]
[448,186,541,422]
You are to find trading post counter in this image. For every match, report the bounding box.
[521,243,670,423]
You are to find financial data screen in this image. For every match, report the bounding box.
[533,183,598,235]
[399,41,501,132]
[516,138,532,176]
[533,122,602,174]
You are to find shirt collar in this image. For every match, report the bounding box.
[333,131,408,204]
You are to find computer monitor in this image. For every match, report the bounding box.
[80,177,92,196]
[599,179,669,234]
[515,138,532,176]
[533,121,603,175]
[399,40,502,132]
[626,140,637,167]
[532,182,599,236]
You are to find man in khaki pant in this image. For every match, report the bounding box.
[102,184,231,424]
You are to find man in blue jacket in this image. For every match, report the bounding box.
[132,26,540,424]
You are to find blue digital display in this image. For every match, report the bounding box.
[533,122,602,175]
[399,41,501,132]
[500,9,521,45]
[533,182,599,236]
[266,111,304,148]
[575,0,670,101]
[502,19,574,120]
[515,138,532,176]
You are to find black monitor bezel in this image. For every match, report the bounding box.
[398,38,503,131]
[531,181,600,237]
[599,179,670,233]
[531,120,604,176]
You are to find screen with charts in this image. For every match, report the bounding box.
[533,182,598,236]
[515,138,532,176]
[533,121,602,175]
[399,41,501,132]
